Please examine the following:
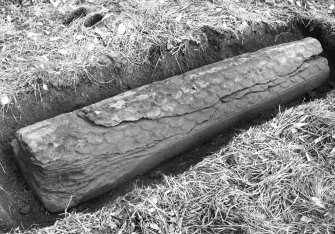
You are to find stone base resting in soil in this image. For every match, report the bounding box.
[11,37,329,212]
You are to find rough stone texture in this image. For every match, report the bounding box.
[11,38,329,212]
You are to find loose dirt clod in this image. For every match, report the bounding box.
[84,13,104,27]
[19,205,31,215]
[62,6,88,26]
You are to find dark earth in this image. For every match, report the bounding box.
[1,12,335,232]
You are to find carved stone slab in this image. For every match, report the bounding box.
[11,38,329,212]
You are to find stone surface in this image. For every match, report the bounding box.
[11,38,329,212]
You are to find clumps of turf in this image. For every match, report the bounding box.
[15,92,335,234]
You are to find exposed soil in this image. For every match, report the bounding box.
[0,18,334,232]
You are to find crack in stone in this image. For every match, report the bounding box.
[79,77,290,128]
[114,71,307,156]
[278,60,309,78]
[220,80,277,103]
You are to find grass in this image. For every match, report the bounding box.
[11,91,335,234]
[3,0,335,233]
[0,0,333,102]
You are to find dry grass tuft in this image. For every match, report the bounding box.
[1,0,331,100]
[14,92,335,234]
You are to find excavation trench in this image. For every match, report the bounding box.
[0,20,334,231]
